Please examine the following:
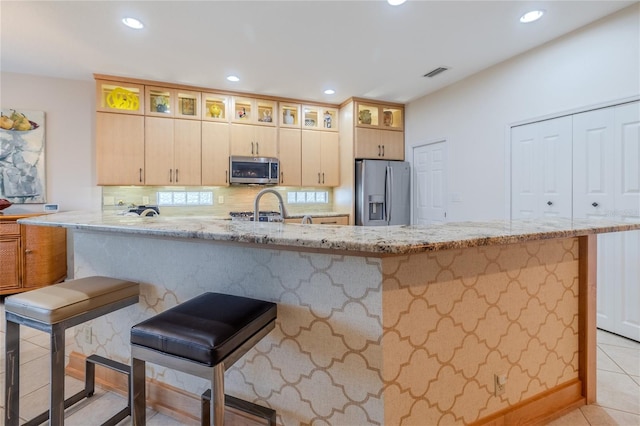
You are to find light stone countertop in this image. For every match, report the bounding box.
[19,211,640,255]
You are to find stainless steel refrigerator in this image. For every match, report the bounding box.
[355,159,411,226]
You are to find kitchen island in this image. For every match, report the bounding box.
[19,212,640,425]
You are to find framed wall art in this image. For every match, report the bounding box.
[0,108,46,203]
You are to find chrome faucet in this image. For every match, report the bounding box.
[301,214,313,224]
[254,188,289,221]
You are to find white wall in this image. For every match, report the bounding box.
[1,72,100,214]
[405,4,640,222]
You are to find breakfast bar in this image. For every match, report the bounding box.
[19,212,640,425]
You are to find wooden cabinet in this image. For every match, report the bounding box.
[352,99,405,160]
[230,124,277,157]
[231,97,277,126]
[302,105,339,131]
[355,101,403,130]
[355,127,404,160]
[284,215,349,225]
[96,112,145,185]
[145,86,201,119]
[278,128,302,186]
[280,103,301,129]
[202,121,230,186]
[145,117,202,185]
[301,130,339,187]
[202,93,230,122]
[0,215,66,295]
[96,79,144,115]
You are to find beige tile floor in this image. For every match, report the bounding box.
[0,299,638,425]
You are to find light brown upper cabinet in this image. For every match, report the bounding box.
[202,92,230,122]
[355,101,403,131]
[278,128,302,186]
[301,130,339,187]
[352,99,404,160]
[96,79,145,115]
[145,86,202,119]
[302,105,339,132]
[231,97,277,126]
[280,102,301,129]
[145,117,202,185]
[202,121,230,186]
[230,124,278,157]
[96,112,145,185]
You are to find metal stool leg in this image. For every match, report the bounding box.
[5,320,21,426]
[50,323,66,425]
[211,363,225,426]
[132,357,146,426]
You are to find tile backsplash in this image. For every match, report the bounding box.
[102,186,335,217]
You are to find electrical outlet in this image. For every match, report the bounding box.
[494,373,507,396]
[84,326,92,344]
[218,196,224,204]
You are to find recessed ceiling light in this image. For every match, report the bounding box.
[122,17,144,30]
[387,0,407,5]
[226,75,240,82]
[324,89,335,95]
[519,10,544,23]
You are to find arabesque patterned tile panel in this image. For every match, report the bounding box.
[381,238,580,425]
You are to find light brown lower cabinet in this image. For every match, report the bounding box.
[0,214,67,295]
[284,215,349,225]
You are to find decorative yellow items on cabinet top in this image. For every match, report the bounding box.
[106,87,140,111]
[209,103,221,118]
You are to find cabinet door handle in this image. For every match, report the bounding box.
[251,142,254,155]
[382,145,385,156]
[318,172,321,184]
[24,249,33,254]
[256,142,259,155]
[281,171,284,184]
[225,170,228,184]
[322,172,325,184]
[139,168,143,183]
[547,201,553,206]
[169,169,173,183]
[175,169,179,183]
[378,145,381,156]
[592,202,599,207]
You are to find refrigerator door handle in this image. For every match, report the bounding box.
[385,165,393,224]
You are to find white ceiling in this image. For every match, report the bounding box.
[1,1,636,105]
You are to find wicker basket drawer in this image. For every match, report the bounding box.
[0,222,21,236]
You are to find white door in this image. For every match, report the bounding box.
[511,116,572,219]
[613,102,640,341]
[573,102,640,341]
[413,141,448,225]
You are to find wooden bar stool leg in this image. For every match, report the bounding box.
[212,363,225,426]
[5,320,20,426]
[50,324,66,426]
[132,357,146,426]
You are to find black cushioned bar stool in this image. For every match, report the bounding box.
[130,292,277,426]
[4,276,140,426]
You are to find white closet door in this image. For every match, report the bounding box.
[511,116,572,219]
[574,102,640,341]
[614,102,640,341]
[573,108,616,219]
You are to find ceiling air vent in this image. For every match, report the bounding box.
[423,67,449,78]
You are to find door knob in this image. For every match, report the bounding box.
[592,202,599,207]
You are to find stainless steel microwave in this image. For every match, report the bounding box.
[229,156,279,185]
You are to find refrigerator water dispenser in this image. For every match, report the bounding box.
[368,195,384,221]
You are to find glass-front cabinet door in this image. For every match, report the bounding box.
[355,101,403,131]
[96,80,144,114]
[175,90,201,119]
[302,105,339,131]
[231,97,277,126]
[202,93,229,122]
[280,103,301,128]
[145,86,174,117]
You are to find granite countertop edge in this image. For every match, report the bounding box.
[18,211,640,255]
